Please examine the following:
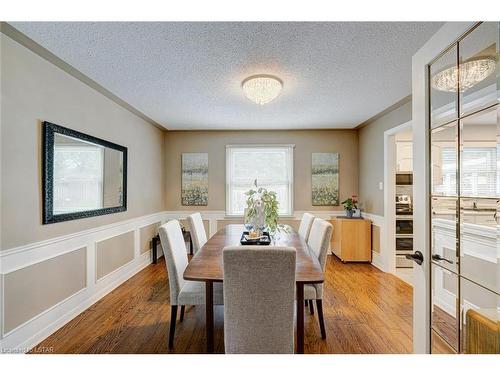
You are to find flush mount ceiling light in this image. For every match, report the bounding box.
[242,75,283,105]
[431,57,496,93]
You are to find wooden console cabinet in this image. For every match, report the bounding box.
[330,217,372,262]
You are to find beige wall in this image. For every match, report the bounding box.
[164,130,359,212]
[96,231,135,280]
[0,34,165,250]
[3,247,87,333]
[358,100,412,216]
[139,222,161,254]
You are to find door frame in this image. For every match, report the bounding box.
[411,22,475,353]
[383,120,413,276]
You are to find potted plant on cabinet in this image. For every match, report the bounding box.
[341,195,358,218]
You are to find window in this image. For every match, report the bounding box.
[438,146,498,196]
[226,145,294,216]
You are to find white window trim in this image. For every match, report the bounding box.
[225,144,295,217]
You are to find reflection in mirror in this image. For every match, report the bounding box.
[459,22,499,116]
[54,134,124,214]
[431,263,459,352]
[460,105,499,198]
[431,122,458,196]
[460,277,500,353]
[430,45,458,127]
[431,329,456,354]
[460,197,499,295]
[431,197,458,274]
[43,122,127,224]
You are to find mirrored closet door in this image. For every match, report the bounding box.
[429,22,499,354]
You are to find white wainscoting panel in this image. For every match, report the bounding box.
[0,209,380,353]
[362,213,387,272]
[0,211,168,353]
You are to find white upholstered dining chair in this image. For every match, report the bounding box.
[298,212,315,242]
[303,218,333,339]
[223,246,296,354]
[187,212,207,253]
[159,219,223,349]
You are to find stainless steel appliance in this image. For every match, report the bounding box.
[396,194,413,215]
[396,195,414,268]
[396,217,413,235]
[396,172,413,185]
[396,236,414,268]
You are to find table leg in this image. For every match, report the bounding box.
[152,235,158,264]
[296,283,304,354]
[205,281,214,353]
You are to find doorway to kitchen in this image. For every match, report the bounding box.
[383,121,414,285]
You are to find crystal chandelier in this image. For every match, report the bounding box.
[431,57,496,92]
[242,75,282,105]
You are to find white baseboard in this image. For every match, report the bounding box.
[1,250,152,353]
[0,208,346,353]
[371,251,385,272]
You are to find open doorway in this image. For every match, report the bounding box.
[383,121,414,285]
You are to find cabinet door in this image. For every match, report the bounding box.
[342,221,360,261]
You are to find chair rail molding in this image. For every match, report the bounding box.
[0,211,168,352]
[0,208,375,353]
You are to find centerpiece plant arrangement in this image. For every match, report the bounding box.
[245,180,289,237]
[341,195,358,218]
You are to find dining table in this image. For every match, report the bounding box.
[183,224,324,354]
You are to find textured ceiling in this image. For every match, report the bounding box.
[10,22,443,130]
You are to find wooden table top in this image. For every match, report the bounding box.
[183,224,324,284]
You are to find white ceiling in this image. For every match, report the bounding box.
[10,22,443,130]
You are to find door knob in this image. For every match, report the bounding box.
[405,251,424,265]
[431,254,453,264]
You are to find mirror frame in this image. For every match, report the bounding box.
[42,121,128,224]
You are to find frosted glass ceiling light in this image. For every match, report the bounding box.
[242,75,283,105]
[431,57,496,92]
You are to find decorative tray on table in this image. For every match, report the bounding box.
[240,231,271,245]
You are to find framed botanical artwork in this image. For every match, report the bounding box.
[311,152,339,206]
[181,153,208,206]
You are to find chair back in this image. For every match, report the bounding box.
[223,246,296,354]
[187,212,207,253]
[158,220,189,305]
[307,218,333,271]
[298,212,315,241]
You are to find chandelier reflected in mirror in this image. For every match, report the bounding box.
[242,75,283,105]
[431,56,496,92]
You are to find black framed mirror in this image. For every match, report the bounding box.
[42,121,127,224]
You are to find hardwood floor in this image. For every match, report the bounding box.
[432,306,458,352]
[30,255,413,354]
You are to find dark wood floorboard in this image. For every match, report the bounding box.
[30,255,413,354]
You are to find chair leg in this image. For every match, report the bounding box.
[169,305,178,349]
[309,299,314,315]
[316,299,326,339]
[180,305,185,322]
[305,300,308,307]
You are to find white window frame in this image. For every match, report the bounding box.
[225,144,294,217]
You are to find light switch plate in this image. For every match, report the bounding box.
[379,182,383,190]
